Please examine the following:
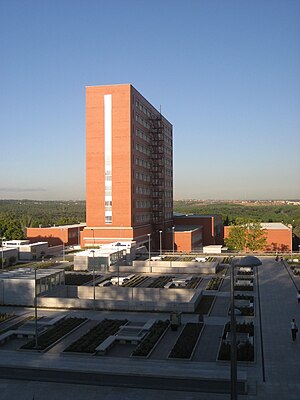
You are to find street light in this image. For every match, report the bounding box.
[172,226,175,255]
[147,233,151,273]
[1,237,6,270]
[159,230,162,256]
[230,260,237,400]
[290,222,294,261]
[90,250,96,310]
[34,267,38,349]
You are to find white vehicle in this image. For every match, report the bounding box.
[151,256,162,261]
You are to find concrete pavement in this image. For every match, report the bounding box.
[1,257,300,399]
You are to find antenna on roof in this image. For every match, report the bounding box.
[159,104,162,114]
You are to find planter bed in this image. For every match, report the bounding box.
[221,257,232,264]
[185,277,202,289]
[235,276,254,281]
[217,322,254,362]
[65,274,102,286]
[181,256,197,262]
[237,271,254,276]
[234,285,254,292]
[147,276,174,288]
[162,256,179,262]
[168,323,203,359]
[0,313,15,323]
[291,266,300,276]
[64,319,127,353]
[235,294,254,301]
[20,317,87,351]
[205,277,222,291]
[228,305,254,317]
[194,295,215,315]
[122,275,149,287]
[131,320,169,357]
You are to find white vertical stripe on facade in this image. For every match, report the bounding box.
[104,94,112,223]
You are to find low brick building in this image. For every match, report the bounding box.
[224,222,292,252]
[26,223,86,246]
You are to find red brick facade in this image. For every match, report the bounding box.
[82,84,173,248]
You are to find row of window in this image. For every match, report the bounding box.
[136,186,151,195]
[136,200,151,209]
[136,214,151,223]
[136,157,151,170]
[165,147,172,156]
[135,172,151,182]
[136,113,151,130]
[136,128,150,143]
[135,99,172,138]
[136,99,152,118]
[165,136,172,147]
[136,142,151,156]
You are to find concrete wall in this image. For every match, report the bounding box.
[1,248,18,266]
[0,279,35,306]
[37,285,201,312]
[130,260,218,274]
[19,242,48,260]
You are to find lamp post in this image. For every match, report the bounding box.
[147,233,151,273]
[172,226,175,255]
[230,260,237,400]
[34,267,38,349]
[90,250,96,310]
[159,230,162,256]
[1,237,6,270]
[291,222,294,261]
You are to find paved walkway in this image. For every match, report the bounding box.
[256,258,300,387]
[1,257,300,399]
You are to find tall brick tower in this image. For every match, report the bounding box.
[81,84,173,248]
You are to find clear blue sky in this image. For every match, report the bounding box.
[1,0,299,201]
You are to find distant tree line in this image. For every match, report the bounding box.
[0,200,85,240]
[174,201,300,249]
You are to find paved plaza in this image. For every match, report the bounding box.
[0,257,299,399]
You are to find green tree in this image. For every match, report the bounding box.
[225,221,267,252]
[246,223,267,252]
[225,225,247,251]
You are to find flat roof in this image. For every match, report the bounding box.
[174,214,220,218]
[173,225,202,232]
[0,268,63,280]
[260,223,290,230]
[33,223,86,229]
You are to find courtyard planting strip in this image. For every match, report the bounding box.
[216,321,255,363]
[20,317,88,352]
[168,323,204,360]
[64,319,128,354]
[131,320,170,358]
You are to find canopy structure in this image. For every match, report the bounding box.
[237,255,262,267]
